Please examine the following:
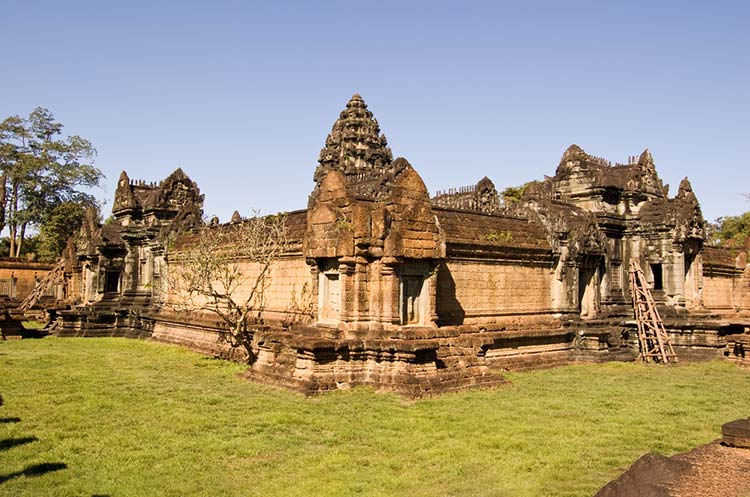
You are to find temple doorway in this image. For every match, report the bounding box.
[400,275,424,325]
[318,272,340,323]
[104,270,121,294]
[578,259,600,319]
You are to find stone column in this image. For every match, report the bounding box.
[426,265,438,326]
[353,255,369,324]
[381,257,400,325]
[338,257,355,324]
[369,259,382,325]
[307,260,320,319]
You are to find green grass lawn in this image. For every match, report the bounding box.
[1,338,748,497]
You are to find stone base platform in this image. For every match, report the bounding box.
[55,308,747,397]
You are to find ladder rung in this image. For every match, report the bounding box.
[629,258,677,364]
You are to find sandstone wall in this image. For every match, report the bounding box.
[0,259,56,301]
[701,247,746,313]
[262,255,314,321]
[740,263,750,313]
[164,253,313,323]
[702,273,736,311]
[437,260,554,326]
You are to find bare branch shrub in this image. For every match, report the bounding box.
[163,211,289,361]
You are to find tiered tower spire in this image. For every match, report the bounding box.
[314,93,393,184]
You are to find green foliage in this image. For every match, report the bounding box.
[35,201,90,260]
[2,338,750,497]
[485,229,513,243]
[0,107,103,257]
[501,183,529,204]
[335,216,351,231]
[21,320,46,329]
[0,236,38,259]
[710,211,750,247]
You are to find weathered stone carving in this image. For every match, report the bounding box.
[68,168,204,310]
[54,95,748,398]
[432,176,497,212]
[313,93,394,197]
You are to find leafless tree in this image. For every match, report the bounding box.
[163,211,289,360]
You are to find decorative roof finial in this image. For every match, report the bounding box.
[677,177,694,199]
[314,94,393,185]
[346,93,366,109]
[561,144,585,162]
[638,148,654,167]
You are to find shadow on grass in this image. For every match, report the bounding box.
[0,436,38,451]
[0,417,21,423]
[19,328,51,339]
[0,462,67,484]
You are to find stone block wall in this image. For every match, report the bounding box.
[701,246,746,313]
[437,260,553,326]
[163,253,313,323]
[262,255,315,322]
[740,264,750,313]
[702,273,736,311]
[0,259,56,302]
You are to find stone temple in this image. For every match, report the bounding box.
[56,94,750,396]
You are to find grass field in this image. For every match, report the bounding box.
[1,337,749,497]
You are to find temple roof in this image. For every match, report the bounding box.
[314,94,393,185]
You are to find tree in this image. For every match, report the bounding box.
[164,212,290,360]
[35,201,92,260]
[708,194,750,248]
[501,182,532,204]
[710,211,750,248]
[0,108,102,257]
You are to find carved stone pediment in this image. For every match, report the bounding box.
[568,215,608,260]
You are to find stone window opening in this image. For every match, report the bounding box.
[0,278,13,298]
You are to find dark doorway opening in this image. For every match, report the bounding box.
[650,264,663,291]
[104,271,120,293]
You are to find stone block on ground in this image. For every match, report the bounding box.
[722,417,750,449]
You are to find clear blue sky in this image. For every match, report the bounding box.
[2,0,748,223]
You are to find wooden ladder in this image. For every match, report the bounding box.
[18,258,66,313]
[628,258,678,364]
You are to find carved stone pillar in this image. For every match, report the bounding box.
[369,260,382,324]
[381,257,400,325]
[338,257,356,323]
[307,260,320,319]
[353,256,369,323]
[124,244,136,292]
[426,265,438,326]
